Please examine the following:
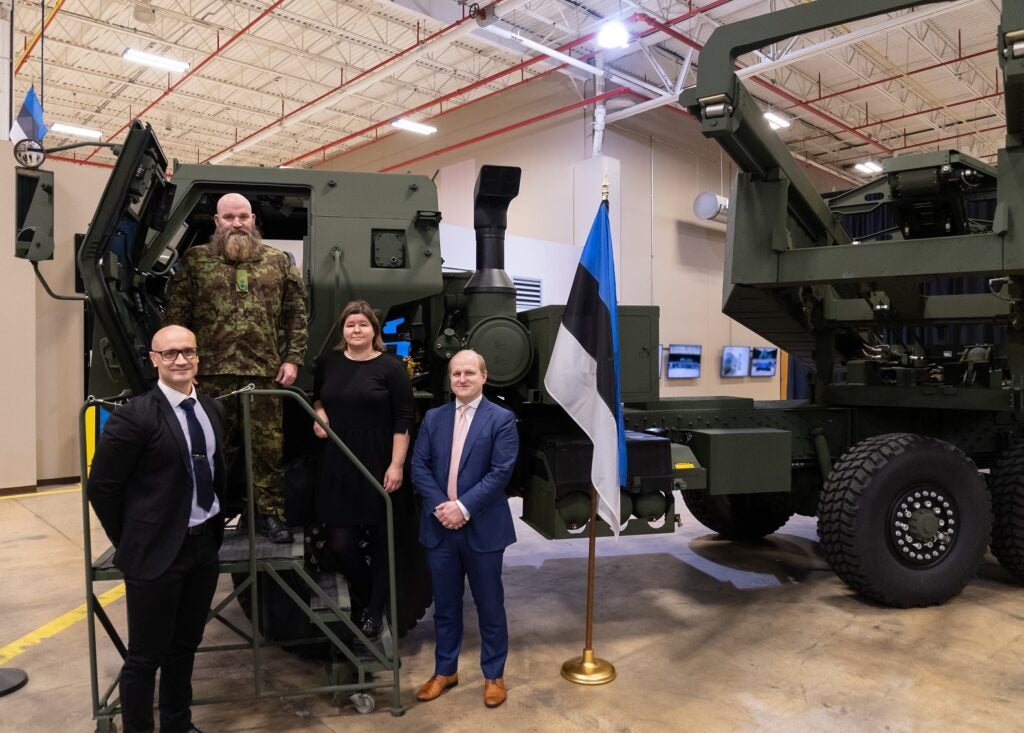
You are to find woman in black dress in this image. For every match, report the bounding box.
[313,300,414,636]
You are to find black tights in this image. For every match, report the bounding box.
[327,524,389,621]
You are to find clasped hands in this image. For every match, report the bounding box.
[434,501,466,530]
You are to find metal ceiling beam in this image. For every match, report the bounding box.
[82,0,289,162]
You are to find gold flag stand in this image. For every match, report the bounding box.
[561,484,616,685]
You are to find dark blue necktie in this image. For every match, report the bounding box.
[180,398,215,511]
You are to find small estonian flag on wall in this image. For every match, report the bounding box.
[10,85,47,143]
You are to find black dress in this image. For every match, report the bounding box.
[313,350,414,526]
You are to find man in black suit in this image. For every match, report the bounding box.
[88,325,226,733]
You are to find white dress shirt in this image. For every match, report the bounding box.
[157,381,221,526]
[452,393,483,520]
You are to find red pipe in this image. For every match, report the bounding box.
[84,0,289,162]
[282,0,737,166]
[791,91,1003,146]
[15,0,67,75]
[830,123,1004,165]
[202,3,513,164]
[48,154,114,169]
[805,47,995,104]
[379,88,631,172]
[280,34,597,166]
[634,13,894,154]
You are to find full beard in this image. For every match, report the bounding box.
[211,228,262,263]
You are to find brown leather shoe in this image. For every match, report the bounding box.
[416,673,459,702]
[483,678,506,708]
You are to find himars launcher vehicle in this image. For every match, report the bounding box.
[15,0,1024,619]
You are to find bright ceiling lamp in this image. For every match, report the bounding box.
[122,48,189,74]
[855,160,884,174]
[391,118,437,135]
[597,20,630,49]
[764,111,790,130]
[51,122,103,139]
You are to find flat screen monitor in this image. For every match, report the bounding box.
[749,346,779,377]
[749,348,778,378]
[667,344,702,379]
[721,346,750,378]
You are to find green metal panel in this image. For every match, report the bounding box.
[775,234,1008,286]
[683,428,791,495]
[518,304,659,404]
[14,168,54,262]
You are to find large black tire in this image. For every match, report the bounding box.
[681,490,795,540]
[819,433,991,607]
[988,442,1024,579]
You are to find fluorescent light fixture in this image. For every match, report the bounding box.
[122,48,189,74]
[391,118,437,135]
[764,111,790,130]
[51,122,103,139]
[597,20,630,49]
[854,160,884,174]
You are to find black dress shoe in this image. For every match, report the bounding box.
[259,515,293,544]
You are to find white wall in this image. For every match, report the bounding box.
[2,151,108,489]
[0,141,37,490]
[34,158,108,481]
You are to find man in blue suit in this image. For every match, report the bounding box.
[411,349,519,708]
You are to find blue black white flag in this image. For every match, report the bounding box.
[10,85,47,143]
[544,199,627,533]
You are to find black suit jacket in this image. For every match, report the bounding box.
[87,386,226,580]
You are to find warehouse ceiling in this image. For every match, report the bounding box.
[11,0,1005,179]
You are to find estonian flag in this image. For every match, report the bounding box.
[544,199,627,533]
[9,85,47,143]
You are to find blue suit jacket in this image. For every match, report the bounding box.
[411,395,518,552]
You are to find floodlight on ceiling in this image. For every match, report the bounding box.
[51,122,103,139]
[854,160,884,175]
[596,20,630,49]
[763,111,791,130]
[122,48,189,74]
[391,118,437,135]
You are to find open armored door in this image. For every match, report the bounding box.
[76,120,176,398]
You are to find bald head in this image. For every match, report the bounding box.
[152,324,195,352]
[150,325,199,394]
[217,193,251,216]
[214,193,255,236]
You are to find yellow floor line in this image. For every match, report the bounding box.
[0,583,125,666]
[0,486,82,501]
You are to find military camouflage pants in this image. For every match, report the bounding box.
[199,374,286,520]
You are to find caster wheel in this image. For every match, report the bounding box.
[95,719,117,733]
[351,692,375,714]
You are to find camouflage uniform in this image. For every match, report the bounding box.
[164,243,308,519]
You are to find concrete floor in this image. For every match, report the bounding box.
[2,487,1023,732]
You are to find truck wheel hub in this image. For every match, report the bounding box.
[889,486,956,566]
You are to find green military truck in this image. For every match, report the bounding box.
[16,0,1024,614]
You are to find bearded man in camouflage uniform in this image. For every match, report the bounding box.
[164,193,307,543]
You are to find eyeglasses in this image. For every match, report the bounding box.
[151,348,199,362]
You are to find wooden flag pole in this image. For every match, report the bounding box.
[560,483,616,685]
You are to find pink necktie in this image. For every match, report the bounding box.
[447,404,469,501]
